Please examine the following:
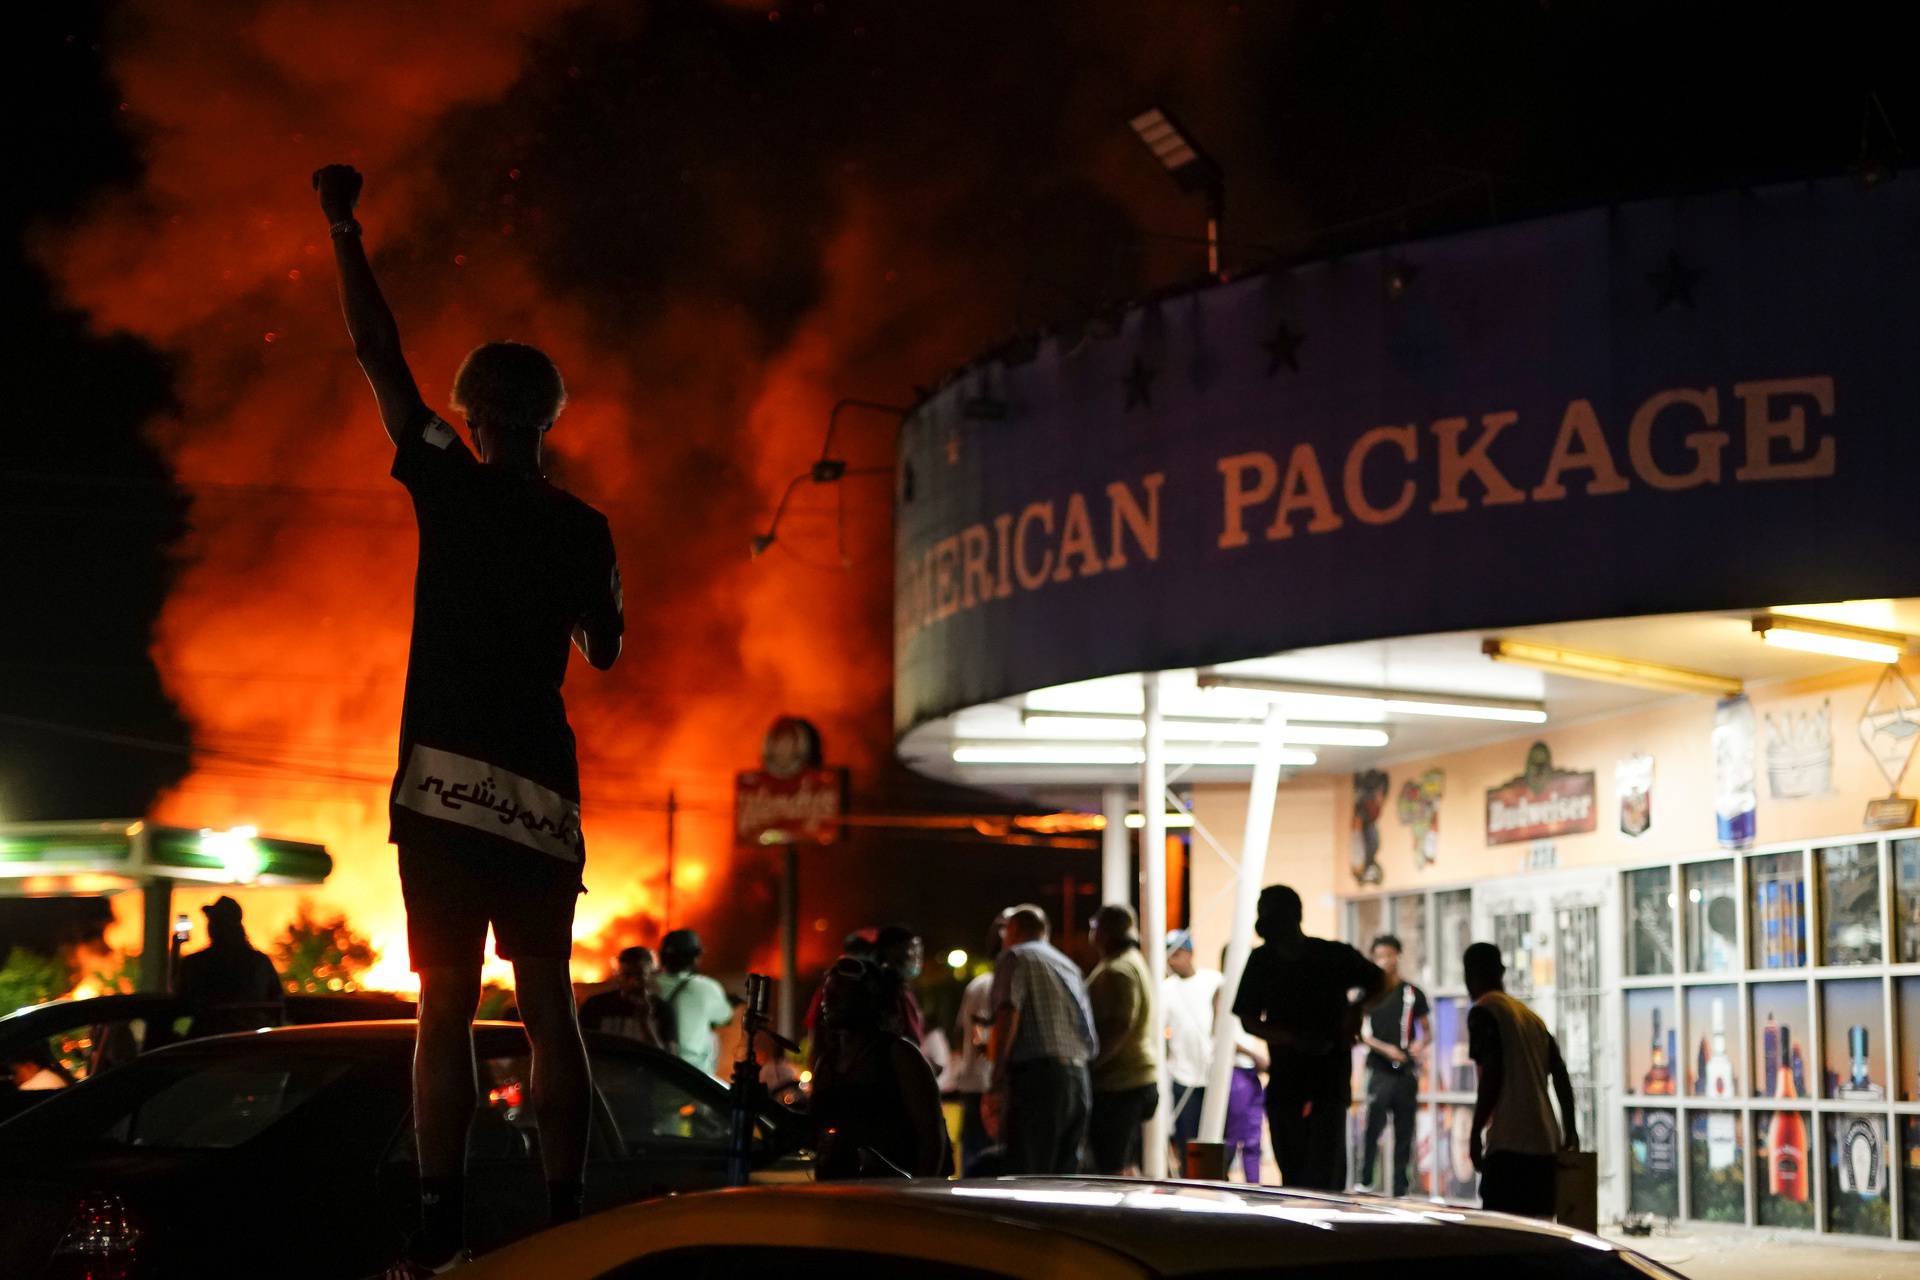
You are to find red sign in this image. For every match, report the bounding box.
[1485,742,1596,845]
[735,768,845,846]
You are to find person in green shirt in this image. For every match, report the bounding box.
[657,929,736,1077]
[1085,904,1159,1173]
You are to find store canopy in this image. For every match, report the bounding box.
[0,820,332,893]
[895,175,1920,742]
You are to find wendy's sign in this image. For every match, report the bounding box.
[894,176,1920,734]
[1486,743,1597,845]
[736,718,845,846]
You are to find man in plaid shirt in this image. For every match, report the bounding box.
[984,903,1097,1174]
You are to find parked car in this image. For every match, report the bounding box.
[0,991,418,1123]
[459,1179,1689,1280]
[0,1020,809,1278]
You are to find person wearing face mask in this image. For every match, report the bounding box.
[873,923,926,1045]
[809,956,949,1180]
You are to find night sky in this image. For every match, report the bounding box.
[1,1,1908,972]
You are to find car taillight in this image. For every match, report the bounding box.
[45,1193,145,1280]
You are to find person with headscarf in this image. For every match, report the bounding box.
[809,956,948,1180]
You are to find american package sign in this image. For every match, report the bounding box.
[894,176,1920,734]
[1486,743,1596,845]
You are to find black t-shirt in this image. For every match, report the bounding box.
[1364,980,1430,1072]
[1232,936,1384,1057]
[387,409,621,877]
[580,990,664,1048]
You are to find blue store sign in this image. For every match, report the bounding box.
[895,176,1920,735]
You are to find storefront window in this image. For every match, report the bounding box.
[1687,1110,1744,1223]
[1749,981,1811,1101]
[1433,890,1472,991]
[1492,910,1533,998]
[1431,997,1475,1094]
[1390,894,1427,987]
[1902,1117,1920,1241]
[1685,860,1738,973]
[1820,979,1888,1101]
[1683,984,1740,1097]
[1896,977,1920,1104]
[1350,897,1386,955]
[1432,1104,1478,1201]
[1625,988,1678,1097]
[1749,851,1808,970]
[1817,842,1882,966]
[1628,1107,1680,1217]
[1754,1109,1815,1229]
[1625,867,1675,977]
[1825,1113,1892,1237]
[1896,838,1920,964]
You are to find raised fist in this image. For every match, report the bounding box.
[312,164,363,223]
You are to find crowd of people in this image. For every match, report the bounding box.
[665,881,1580,1222]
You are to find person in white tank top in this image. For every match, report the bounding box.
[1464,942,1579,1219]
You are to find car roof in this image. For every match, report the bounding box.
[468,1178,1646,1278]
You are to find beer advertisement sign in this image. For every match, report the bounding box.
[1486,742,1596,845]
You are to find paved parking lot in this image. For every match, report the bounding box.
[1603,1224,1916,1279]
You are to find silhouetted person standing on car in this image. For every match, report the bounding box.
[1232,884,1387,1191]
[315,163,623,1274]
[1465,942,1579,1218]
[175,896,284,1037]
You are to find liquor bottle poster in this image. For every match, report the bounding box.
[1748,981,1811,1101]
[1628,1108,1680,1217]
[1819,978,1887,1101]
[1686,1111,1745,1223]
[1901,1118,1920,1242]
[1617,753,1653,837]
[1435,1105,1479,1201]
[1625,988,1677,1097]
[1683,984,1741,1097]
[1713,695,1758,849]
[1898,977,1920,1103]
[1430,997,1474,1094]
[1754,1107,1815,1229]
[1824,1113,1891,1237]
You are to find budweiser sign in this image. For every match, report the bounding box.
[1485,742,1596,845]
[735,768,845,846]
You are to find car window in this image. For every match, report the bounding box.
[592,1050,730,1154]
[35,1014,179,1083]
[1,1053,350,1149]
[382,1054,544,1165]
[597,1247,1011,1280]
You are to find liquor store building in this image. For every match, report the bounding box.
[893,173,1920,1241]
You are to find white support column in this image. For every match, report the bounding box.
[1101,785,1130,908]
[1139,672,1171,1178]
[1198,705,1287,1144]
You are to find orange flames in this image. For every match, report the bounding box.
[39,1,926,985]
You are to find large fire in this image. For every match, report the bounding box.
[39,1,926,987]
[39,1,1231,989]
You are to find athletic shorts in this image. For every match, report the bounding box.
[398,843,581,971]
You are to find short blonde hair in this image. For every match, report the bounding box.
[451,341,566,432]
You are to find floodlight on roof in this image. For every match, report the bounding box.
[1129,108,1222,194]
[1128,107,1226,276]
